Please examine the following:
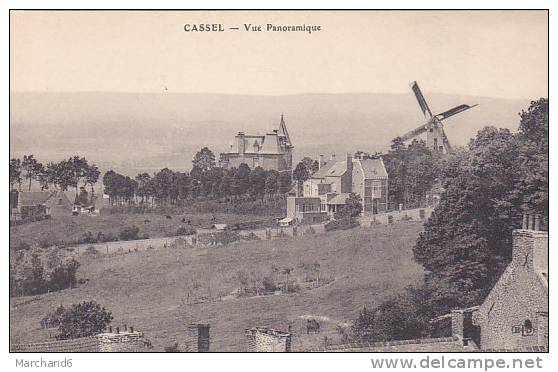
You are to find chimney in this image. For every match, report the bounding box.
[319,155,325,170]
[236,132,246,155]
[330,153,336,162]
[513,213,548,274]
[187,324,210,352]
[451,309,475,346]
[345,153,353,193]
[245,327,291,352]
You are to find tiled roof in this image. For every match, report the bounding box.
[18,191,52,207]
[313,157,388,180]
[312,161,346,178]
[328,193,350,205]
[312,161,337,178]
[357,158,388,179]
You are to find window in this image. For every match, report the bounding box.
[523,319,534,336]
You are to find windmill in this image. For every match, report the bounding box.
[399,81,478,153]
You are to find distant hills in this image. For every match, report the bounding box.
[10,91,531,176]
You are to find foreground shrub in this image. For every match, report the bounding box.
[325,217,360,232]
[118,225,140,241]
[10,247,80,297]
[176,226,196,236]
[55,301,113,340]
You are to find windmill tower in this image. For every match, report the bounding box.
[399,81,478,153]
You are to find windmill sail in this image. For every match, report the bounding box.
[411,81,433,119]
[400,121,430,142]
[436,104,478,121]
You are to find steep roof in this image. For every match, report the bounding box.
[312,160,345,179]
[357,158,388,179]
[18,191,52,207]
[328,193,350,205]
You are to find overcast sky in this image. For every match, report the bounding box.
[10,10,548,99]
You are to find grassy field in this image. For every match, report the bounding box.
[9,212,277,249]
[9,221,425,351]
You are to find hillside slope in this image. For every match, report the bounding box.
[10,222,424,351]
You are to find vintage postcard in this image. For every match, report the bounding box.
[8,9,548,357]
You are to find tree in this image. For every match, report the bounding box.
[301,157,319,175]
[56,301,113,340]
[135,173,152,204]
[21,155,43,191]
[249,166,267,198]
[413,125,527,312]
[84,164,100,197]
[192,147,216,172]
[264,170,279,196]
[334,193,362,220]
[9,158,22,190]
[517,98,548,217]
[384,138,441,209]
[234,163,251,197]
[292,161,310,185]
[68,156,89,195]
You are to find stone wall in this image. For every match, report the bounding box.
[11,330,151,353]
[245,327,291,352]
[184,324,210,352]
[96,331,151,352]
[360,207,433,225]
[475,227,548,350]
[10,337,100,352]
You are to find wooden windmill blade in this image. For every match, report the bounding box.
[435,104,478,121]
[399,120,431,142]
[411,81,433,119]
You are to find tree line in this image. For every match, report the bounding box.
[103,147,296,207]
[10,155,100,196]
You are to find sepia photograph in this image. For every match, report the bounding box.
[7,8,549,358]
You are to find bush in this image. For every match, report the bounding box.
[176,226,196,236]
[325,217,360,232]
[41,305,66,329]
[97,232,118,243]
[118,225,140,241]
[243,232,261,241]
[55,301,113,340]
[84,246,99,256]
[10,248,80,297]
[80,231,97,244]
[262,275,278,292]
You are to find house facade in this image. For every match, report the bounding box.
[219,115,293,172]
[431,213,548,351]
[285,153,389,223]
[471,214,548,350]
